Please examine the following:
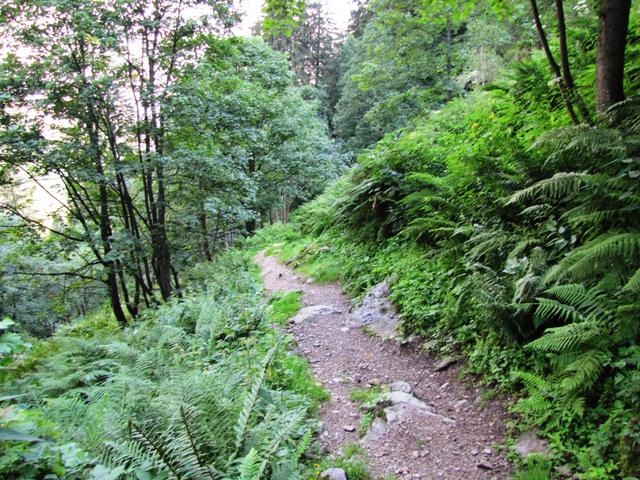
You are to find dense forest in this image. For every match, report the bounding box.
[0,0,638,479]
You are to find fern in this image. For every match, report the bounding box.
[544,232,640,284]
[623,268,640,292]
[511,371,552,420]
[129,420,183,478]
[233,346,277,457]
[291,428,312,465]
[559,349,610,393]
[506,172,588,205]
[176,405,220,479]
[237,448,262,480]
[532,125,625,166]
[527,321,600,353]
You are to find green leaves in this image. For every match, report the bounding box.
[262,0,307,38]
[2,250,318,480]
[506,172,588,205]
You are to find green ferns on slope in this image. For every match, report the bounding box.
[1,252,323,479]
[256,93,640,477]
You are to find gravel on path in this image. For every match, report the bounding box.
[255,250,512,480]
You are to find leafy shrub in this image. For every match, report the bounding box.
[2,250,324,479]
[258,76,640,476]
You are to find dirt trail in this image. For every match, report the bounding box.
[255,251,512,480]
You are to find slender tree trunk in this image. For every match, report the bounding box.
[199,200,212,261]
[554,0,592,124]
[246,157,257,234]
[595,0,631,112]
[529,0,579,125]
[106,272,127,326]
[446,13,452,81]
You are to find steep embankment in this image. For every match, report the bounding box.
[256,250,512,479]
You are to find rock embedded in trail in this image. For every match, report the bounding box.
[350,280,399,338]
[319,468,347,480]
[290,305,341,324]
[385,390,434,411]
[389,380,413,393]
[434,357,458,371]
[514,430,551,458]
[364,389,456,445]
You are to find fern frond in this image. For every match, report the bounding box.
[566,395,585,417]
[533,297,584,327]
[512,371,548,394]
[532,125,624,159]
[237,448,263,480]
[623,268,640,292]
[177,405,219,479]
[527,321,600,353]
[544,232,640,284]
[508,238,539,260]
[233,346,277,456]
[129,420,182,479]
[291,429,312,465]
[605,98,640,132]
[564,208,620,230]
[506,172,587,205]
[559,349,610,393]
[544,284,587,305]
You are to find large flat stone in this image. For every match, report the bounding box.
[350,280,399,338]
[291,305,341,324]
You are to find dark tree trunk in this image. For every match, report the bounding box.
[246,218,257,235]
[529,0,579,125]
[554,0,592,124]
[595,0,631,112]
[107,271,127,327]
[446,14,452,80]
[199,201,212,262]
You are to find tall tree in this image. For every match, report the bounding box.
[595,0,632,112]
[333,0,466,152]
[1,0,238,325]
[262,0,307,53]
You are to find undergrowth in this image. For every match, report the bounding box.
[249,91,640,479]
[0,250,332,479]
[268,290,303,325]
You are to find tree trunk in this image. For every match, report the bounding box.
[107,271,127,327]
[595,0,631,112]
[446,13,452,81]
[554,0,592,124]
[529,0,579,125]
[199,201,212,262]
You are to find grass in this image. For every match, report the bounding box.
[269,290,303,324]
[359,411,375,436]
[314,443,373,480]
[475,388,497,410]
[360,325,377,337]
[272,347,330,405]
[265,237,345,284]
[297,254,343,283]
[348,385,385,409]
[514,455,554,480]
